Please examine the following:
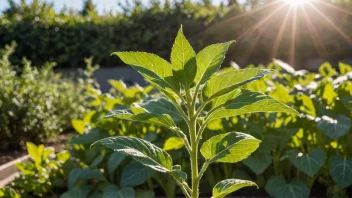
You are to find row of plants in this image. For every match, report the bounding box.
[3,29,352,198]
[1,0,352,68]
[0,42,89,150]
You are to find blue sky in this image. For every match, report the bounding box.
[0,0,240,14]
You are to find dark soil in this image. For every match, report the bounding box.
[0,132,74,166]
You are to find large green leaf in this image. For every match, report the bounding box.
[265,176,310,198]
[317,115,351,140]
[242,153,272,175]
[171,26,196,87]
[206,89,298,122]
[287,148,325,177]
[105,102,177,128]
[212,179,257,198]
[329,155,352,188]
[103,185,135,198]
[139,98,184,122]
[200,132,261,163]
[107,152,125,181]
[203,68,273,100]
[92,136,173,173]
[195,41,234,84]
[112,52,178,90]
[121,162,152,187]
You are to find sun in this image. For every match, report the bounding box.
[283,0,310,6]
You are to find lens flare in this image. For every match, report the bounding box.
[283,0,310,6]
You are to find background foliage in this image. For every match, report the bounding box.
[1,0,352,69]
[0,43,87,150]
[7,61,349,198]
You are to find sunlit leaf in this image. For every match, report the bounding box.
[195,41,234,84]
[112,52,178,91]
[71,119,87,134]
[206,89,298,122]
[212,179,257,198]
[203,68,273,101]
[163,137,184,151]
[200,132,260,163]
[171,26,196,87]
[92,136,173,173]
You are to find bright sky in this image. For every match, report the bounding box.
[0,0,242,14]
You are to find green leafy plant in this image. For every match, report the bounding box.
[92,26,298,198]
[12,142,70,197]
[0,42,87,150]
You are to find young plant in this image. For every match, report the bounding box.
[92,26,298,198]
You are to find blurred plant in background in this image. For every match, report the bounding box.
[0,42,87,150]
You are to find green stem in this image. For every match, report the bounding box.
[186,87,199,198]
[176,181,191,198]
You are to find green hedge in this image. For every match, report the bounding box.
[3,0,351,69]
[0,0,234,68]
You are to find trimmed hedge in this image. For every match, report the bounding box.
[1,0,352,69]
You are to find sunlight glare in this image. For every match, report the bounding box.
[283,0,310,6]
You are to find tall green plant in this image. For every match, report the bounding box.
[92,26,298,198]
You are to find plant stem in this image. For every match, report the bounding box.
[190,117,199,198]
[186,87,199,198]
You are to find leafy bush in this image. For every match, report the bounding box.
[0,43,87,150]
[11,142,71,197]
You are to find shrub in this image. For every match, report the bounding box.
[0,43,87,150]
[11,142,71,197]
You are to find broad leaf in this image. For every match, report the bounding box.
[103,185,135,198]
[108,152,125,181]
[163,137,184,151]
[200,132,261,163]
[329,155,352,188]
[92,136,173,173]
[242,153,272,175]
[317,115,351,140]
[90,154,105,168]
[171,26,196,87]
[105,105,176,128]
[112,52,178,90]
[287,148,325,177]
[68,168,83,189]
[265,176,310,198]
[203,68,273,100]
[121,162,152,187]
[139,98,184,122]
[212,179,257,198]
[206,89,298,122]
[195,41,234,84]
